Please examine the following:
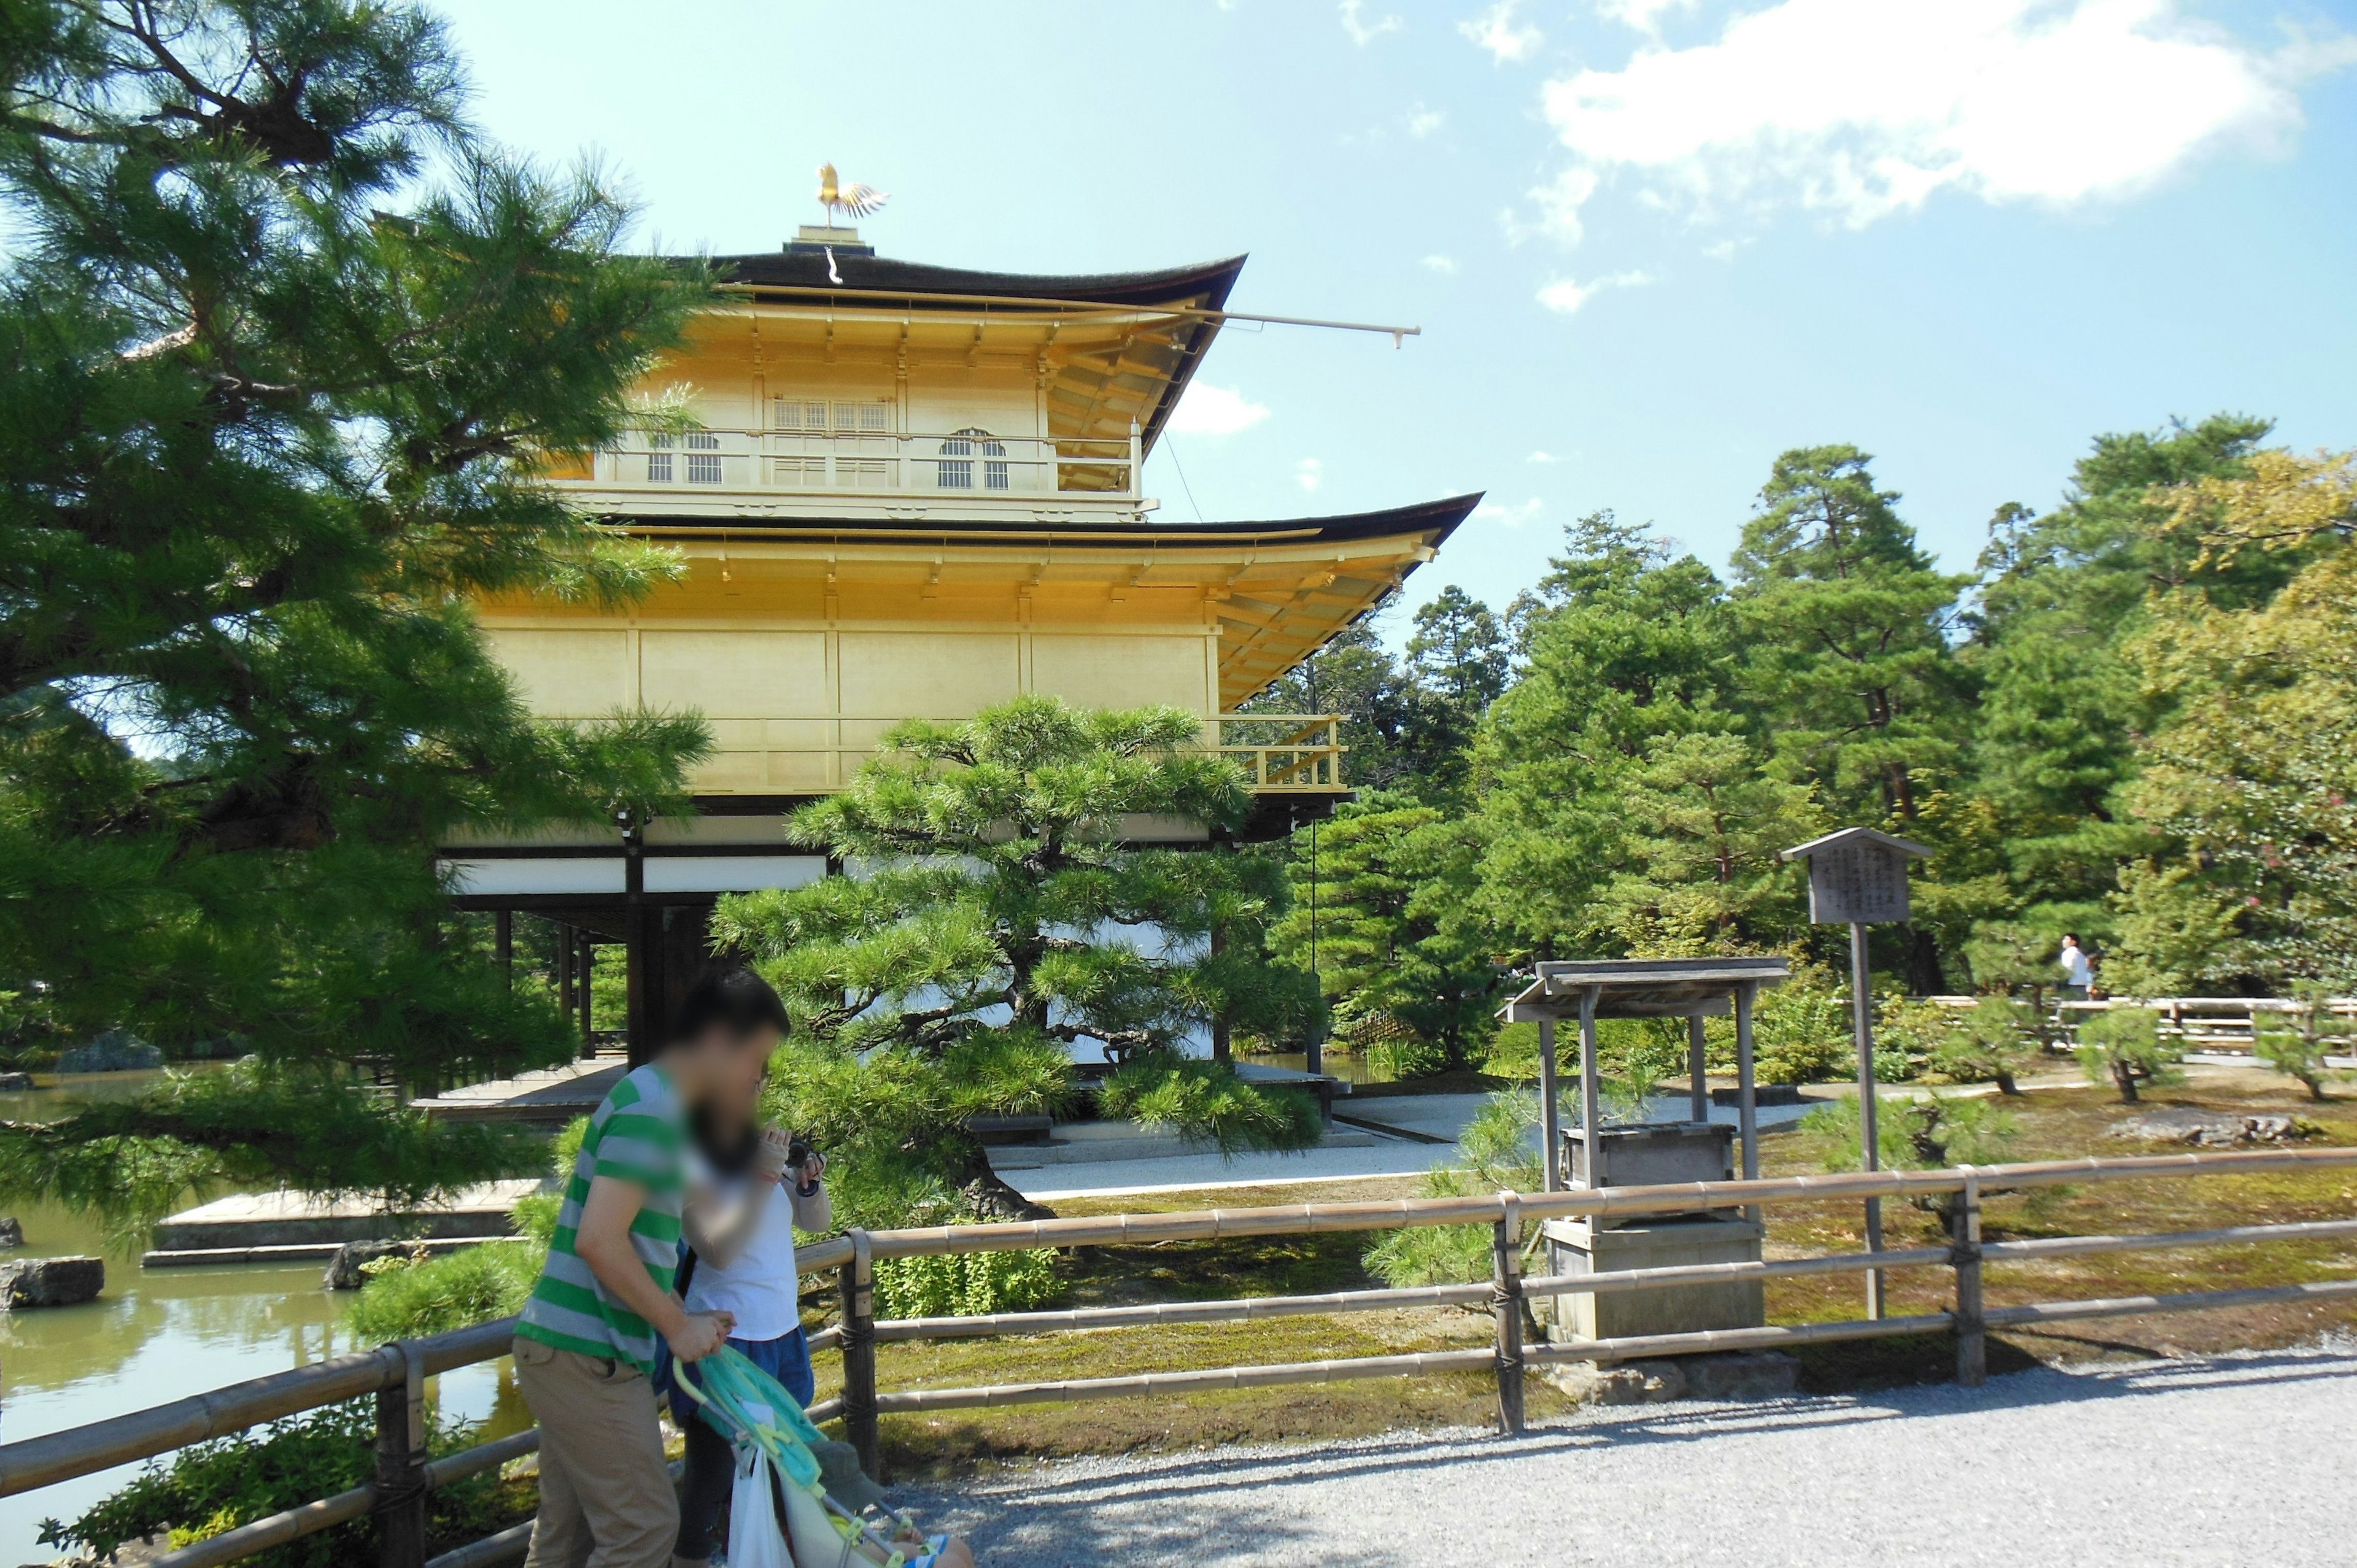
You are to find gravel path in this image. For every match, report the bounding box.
[900,1341,2357,1566]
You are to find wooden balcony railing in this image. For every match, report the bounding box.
[679,713,1347,795]
[554,428,1141,501]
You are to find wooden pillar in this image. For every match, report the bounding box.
[1577,986,1602,1189]
[1491,1195,1525,1435]
[371,1342,428,1568]
[839,1229,881,1482]
[555,921,575,1019]
[1537,1017,1560,1194]
[578,932,596,1053]
[1953,1170,1985,1387]
[493,910,513,992]
[1852,920,1885,1319]
[1687,1013,1709,1125]
[623,817,652,1065]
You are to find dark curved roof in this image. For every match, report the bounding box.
[610,492,1481,550]
[710,251,1248,314]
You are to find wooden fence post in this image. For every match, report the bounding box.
[1951,1171,1985,1389]
[373,1342,428,1568]
[840,1229,882,1482]
[1492,1195,1525,1436]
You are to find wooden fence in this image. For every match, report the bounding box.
[1924,994,2357,1054]
[5,1147,2356,1568]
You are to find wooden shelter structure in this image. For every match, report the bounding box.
[1499,957,1792,1194]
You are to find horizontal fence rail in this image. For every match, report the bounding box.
[4,1146,2354,1568]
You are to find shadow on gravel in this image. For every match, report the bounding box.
[897,1342,2357,1563]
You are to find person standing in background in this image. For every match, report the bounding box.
[666,1094,833,1568]
[2059,933,2094,1001]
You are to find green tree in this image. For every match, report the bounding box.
[1928,995,2043,1095]
[1731,446,1972,825]
[711,696,1323,1221]
[2076,1005,2181,1104]
[1601,728,1822,954]
[0,1,708,1231]
[1730,447,1972,991]
[1957,415,2275,964]
[1272,797,1500,1073]
[1474,512,1740,959]
[2251,984,2353,1103]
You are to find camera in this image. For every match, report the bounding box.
[786,1134,815,1172]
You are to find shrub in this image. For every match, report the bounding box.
[1096,1051,1322,1154]
[2075,1005,2181,1104]
[1801,1091,2021,1223]
[1751,981,1849,1084]
[873,1247,1059,1320]
[346,1243,540,1342]
[42,1402,519,1568]
[1929,997,2045,1095]
[2252,984,2353,1103]
[1364,1092,1539,1288]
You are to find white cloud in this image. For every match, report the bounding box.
[1167,382,1271,437]
[1536,269,1653,314]
[1421,253,1459,273]
[1526,166,1599,245]
[1595,0,1695,33]
[1460,1,1543,63]
[1527,449,1560,463]
[1296,457,1325,492]
[1407,103,1446,137]
[1476,497,1546,527]
[1339,0,1402,45]
[1539,0,2339,232]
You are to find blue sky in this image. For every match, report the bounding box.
[444,0,2357,636]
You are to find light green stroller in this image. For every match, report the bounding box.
[675,1346,972,1568]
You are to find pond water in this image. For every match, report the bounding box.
[0,1074,524,1566]
[1245,1050,1398,1087]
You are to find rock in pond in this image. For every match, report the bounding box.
[0,1216,21,1249]
[322,1238,420,1291]
[0,1254,103,1308]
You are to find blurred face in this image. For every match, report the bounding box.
[675,1024,777,1116]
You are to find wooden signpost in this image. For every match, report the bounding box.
[1781,827,1931,1319]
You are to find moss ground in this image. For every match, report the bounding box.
[817,1065,2357,1480]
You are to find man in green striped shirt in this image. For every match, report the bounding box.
[514,967,789,1568]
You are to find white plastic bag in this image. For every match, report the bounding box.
[729,1448,795,1568]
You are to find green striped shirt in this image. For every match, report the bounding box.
[516,1064,684,1373]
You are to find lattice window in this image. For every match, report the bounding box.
[939,427,1006,491]
[859,403,892,432]
[647,433,673,484]
[685,431,722,484]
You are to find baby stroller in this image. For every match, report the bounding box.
[675,1346,973,1568]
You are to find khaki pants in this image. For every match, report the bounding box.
[514,1337,678,1568]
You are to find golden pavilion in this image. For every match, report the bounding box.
[444,225,1476,1054]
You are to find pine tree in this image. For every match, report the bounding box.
[0,2,709,1232]
[711,697,1323,1220]
[1732,446,1971,824]
[1272,798,1499,1073]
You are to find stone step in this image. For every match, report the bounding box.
[151,1178,554,1252]
[991,1124,1381,1168]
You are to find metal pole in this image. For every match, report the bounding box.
[1687,1014,1709,1125]
[371,1343,428,1568]
[1537,1018,1560,1194]
[1852,920,1885,1319]
[577,933,595,1051]
[1306,818,1321,1079]
[840,1230,881,1482]
[1577,986,1603,1189]
[1953,1171,1985,1387]
[1735,982,1760,1224]
[1491,1195,1525,1436]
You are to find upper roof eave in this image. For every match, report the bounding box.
[597,493,1482,551]
[705,251,1249,315]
